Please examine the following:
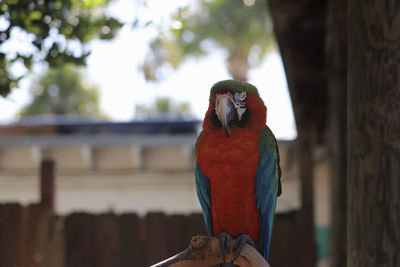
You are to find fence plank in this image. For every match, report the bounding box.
[39,213,65,267]
[145,212,168,266]
[24,204,41,267]
[0,203,25,267]
[93,213,122,267]
[269,211,296,267]
[269,210,317,267]
[166,214,187,256]
[185,213,207,240]
[65,212,95,267]
[24,204,64,267]
[120,213,145,267]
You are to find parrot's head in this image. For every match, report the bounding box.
[203,79,266,137]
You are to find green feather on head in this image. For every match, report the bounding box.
[210,79,260,99]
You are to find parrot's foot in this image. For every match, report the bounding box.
[216,232,233,263]
[231,233,256,263]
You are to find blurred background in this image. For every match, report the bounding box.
[0,0,346,267]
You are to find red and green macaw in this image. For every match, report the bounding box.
[195,80,282,264]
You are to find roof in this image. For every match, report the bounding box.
[0,117,202,136]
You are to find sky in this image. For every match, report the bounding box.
[0,0,297,140]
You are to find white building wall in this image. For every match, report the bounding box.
[0,139,302,216]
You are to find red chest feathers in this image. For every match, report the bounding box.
[196,129,261,240]
[197,129,260,182]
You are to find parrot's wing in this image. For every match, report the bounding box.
[195,134,213,236]
[195,163,212,235]
[255,126,281,259]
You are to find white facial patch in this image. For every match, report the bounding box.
[233,91,247,121]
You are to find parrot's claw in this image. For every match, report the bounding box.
[216,232,233,263]
[231,233,256,263]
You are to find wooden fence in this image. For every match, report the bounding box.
[0,205,313,267]
[0,160,314,267]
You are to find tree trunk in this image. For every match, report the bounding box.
[326,0,347,266]
[348,0,400,266]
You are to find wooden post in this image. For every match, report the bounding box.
[40,159,56,211]
[348,0,400,266]
[326,0,347,266]
[267,0,327,265]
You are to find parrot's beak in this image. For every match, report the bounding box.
[215,94,236,137]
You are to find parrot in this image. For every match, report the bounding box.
[195,79,282,265]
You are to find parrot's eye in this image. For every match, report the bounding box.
[233,92,247,121]
[234,92,246,103]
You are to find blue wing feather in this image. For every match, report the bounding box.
[255,126,280,260]
[194,134,213,236]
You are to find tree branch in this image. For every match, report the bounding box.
[150,235,270,267]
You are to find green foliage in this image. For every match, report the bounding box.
[141,0,275,81]
[0,0,123,97]
[135,97,192,119]
[20,64,104,118]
